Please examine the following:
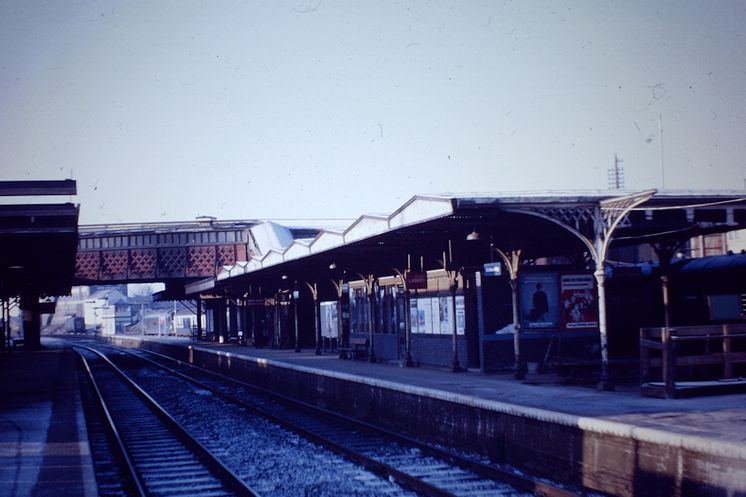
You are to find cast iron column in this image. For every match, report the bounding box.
[510,277,525,379]
[367,277,376,363]
[594,265,613,390]
[450,279,462,372]
[314,288,321,355]
[404,288,414,367]
[195,297,203,340]
[293,284,301,352]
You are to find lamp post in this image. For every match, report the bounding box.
[329,263,348,356]
[444,240,462,372]
[366,275,377,363]
[403,285,414,367]
[299,281,322,355]
[293,282,301,353]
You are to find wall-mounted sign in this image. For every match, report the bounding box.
[483,262,502,277]
[405,271,428,290]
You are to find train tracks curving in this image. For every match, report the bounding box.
[75,345,259,497]
[86,341,586,497]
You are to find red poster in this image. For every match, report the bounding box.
[560,274,598,330]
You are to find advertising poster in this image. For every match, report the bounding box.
[520,272,560,329]
[438,296,451,334]
[320,301,339,337]
[560,274,598,330]
[409,299,419,334]
[418,298,433,334]
[456,295,465,335]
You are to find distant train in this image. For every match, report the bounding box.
[64,316,86,334]
[668,252,746,325]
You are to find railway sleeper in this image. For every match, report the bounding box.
[139,470,212,482]
[145,480,226,492]
[129,447,189,457]
[394,463,454,476]
[137,459,204,470]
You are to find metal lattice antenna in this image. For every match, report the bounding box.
[608,154,625,190]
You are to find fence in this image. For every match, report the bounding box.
[640,324,746,398]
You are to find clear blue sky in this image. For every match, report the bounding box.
[2,1,745,224]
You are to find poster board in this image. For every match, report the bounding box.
[520,272,559,329]
[320,301,339,337]
[560,274,598,330]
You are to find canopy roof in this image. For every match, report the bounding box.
[0,181,79,298]
[187,190,746,298]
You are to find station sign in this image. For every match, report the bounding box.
[405,271,428,290]
[483,262,502,277]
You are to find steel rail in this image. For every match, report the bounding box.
[75,345,260,497]
[78,352,146,497]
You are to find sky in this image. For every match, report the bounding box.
[1,0,745,225]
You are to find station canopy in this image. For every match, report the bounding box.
[186,190,746,298]
[0,180,79,298]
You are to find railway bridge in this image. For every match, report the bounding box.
[73,218,318,294]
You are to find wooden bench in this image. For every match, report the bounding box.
[339,337,368,360]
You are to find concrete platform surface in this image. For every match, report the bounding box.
[0,344,96,497]
[172,338,746,451]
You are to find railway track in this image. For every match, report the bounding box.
[77,358,133,497]
[93,342,586,497]
[75,345,259,497]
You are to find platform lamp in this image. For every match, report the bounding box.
[290,278,302,353]
[328,262,348,355]
[442,239,463,373]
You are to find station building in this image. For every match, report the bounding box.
[185,191,746,387]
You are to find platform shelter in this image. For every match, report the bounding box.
[185,190,746,389]
[0,180,79,350]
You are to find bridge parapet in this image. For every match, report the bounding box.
[75,220,256,283]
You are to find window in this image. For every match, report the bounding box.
[349,288,368,335]
[377,285,403,334]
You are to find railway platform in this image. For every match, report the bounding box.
[112,335,746,497]
[0,343,96,497]
[182,338,746,446]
